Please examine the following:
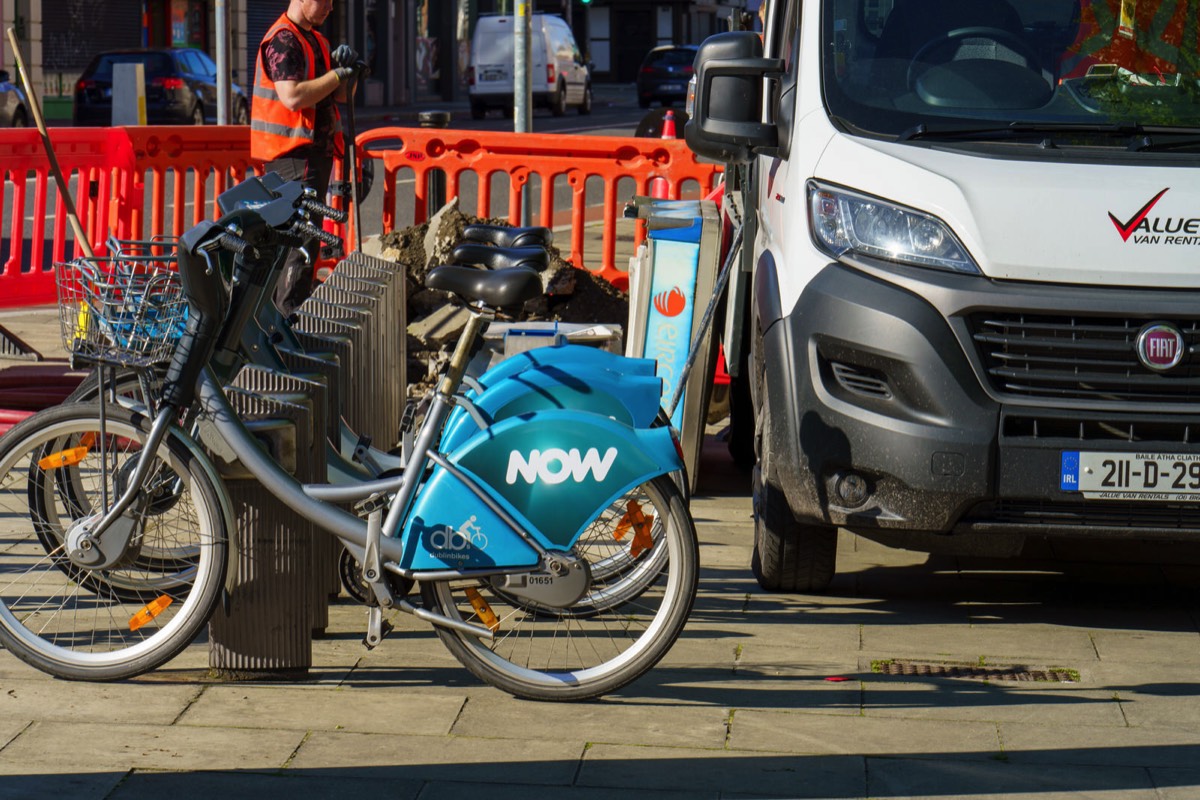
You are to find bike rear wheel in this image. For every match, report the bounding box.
[420,474,697,701]
[0,403,227,680]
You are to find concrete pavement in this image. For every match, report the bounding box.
[1,307,1200,798]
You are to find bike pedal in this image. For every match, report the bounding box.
[351,434,373,465]
[399,399,417,435]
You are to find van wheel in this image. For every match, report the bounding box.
[751,466,837,593]
[578,84,593,115]
[551,81,567,117]
[470,100,487,120]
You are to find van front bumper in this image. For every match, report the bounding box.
[762,259,1200,540]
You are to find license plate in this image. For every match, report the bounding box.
[480,69,505,81]
[1061,450,1200,501]
[659,83,683,92]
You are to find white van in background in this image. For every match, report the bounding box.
[468,13,592,119]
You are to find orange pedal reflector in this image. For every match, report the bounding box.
[79,432,98,448]
[464,587,500,633]
[37,446,90,470]
[129,595,173,632]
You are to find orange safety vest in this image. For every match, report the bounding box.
[250,13,344,162]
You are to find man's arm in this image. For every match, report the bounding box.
[273,70,345,111]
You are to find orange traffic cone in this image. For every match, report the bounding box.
[650,109,676,199]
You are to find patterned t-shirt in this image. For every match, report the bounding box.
[262,26,337,158]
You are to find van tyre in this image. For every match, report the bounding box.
[578,84,593,115]
[470,100,487,120]
[551,81,567,117]
[751,466,837,593]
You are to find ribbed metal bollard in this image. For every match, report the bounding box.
[206,370,327,678]
[418,110,451,216]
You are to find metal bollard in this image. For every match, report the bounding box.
[206,372,327,678]
[417,110,451,217]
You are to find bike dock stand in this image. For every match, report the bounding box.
[205,369,330,678]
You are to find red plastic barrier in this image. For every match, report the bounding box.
[359,127,722,286]
[0,127,258,309]
[0,125,722,308]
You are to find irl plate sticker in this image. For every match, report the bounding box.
[1060,451,1080,491]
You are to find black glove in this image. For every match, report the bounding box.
[331,44,359,69]
[333,66,355,83]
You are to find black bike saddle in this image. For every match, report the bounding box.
[425,265,543,308]
[451,243,550,272]
[460,223,554,249]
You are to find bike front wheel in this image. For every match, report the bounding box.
[420,474,698,701]
[0,403,228,680]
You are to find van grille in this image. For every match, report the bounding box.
[970,313,1200,402]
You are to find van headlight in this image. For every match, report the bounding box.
[807,181,979,274]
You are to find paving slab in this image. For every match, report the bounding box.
[288,729,584,784]
[579,743,865,798]
[998,722,1200,768]
[451,692,730,749]
[0,721,304,773]
[0,771,125,800]
[178,684,466,736]
[861,681,1126,727]
[419,780,713,800]
[1090,629,1200,664]
[0,678,201,727]
[110,769,423,800]
[729,709,1003,760]
[865,755,1160,799]
[1149,768,1200,800]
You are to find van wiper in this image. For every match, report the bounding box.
[899,121,1167,146]
[1128,134,1200,152]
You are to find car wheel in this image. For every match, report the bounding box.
[470,100,486,120]
[751,465,838,593]
[578,83,593,115]
[551,81,567,117]
[192,104,204,125]
[638,97,651,109]
[11,107,26,128]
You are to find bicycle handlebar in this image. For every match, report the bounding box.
[300,197,349,224]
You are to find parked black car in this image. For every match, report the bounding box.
[73,48,249,126]
[636,45,698,109]
[0,70,29,127]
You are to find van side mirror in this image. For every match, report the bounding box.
[684,31,782,163]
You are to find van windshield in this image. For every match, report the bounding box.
[823,0,1200,140]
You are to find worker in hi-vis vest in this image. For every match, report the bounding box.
[251,0,353,313]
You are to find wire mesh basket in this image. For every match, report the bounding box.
[55,251,187,368]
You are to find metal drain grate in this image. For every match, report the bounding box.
[872,660,1079,682]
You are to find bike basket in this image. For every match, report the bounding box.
[55,255,187,368]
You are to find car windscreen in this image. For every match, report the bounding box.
[823,0,1200,140]
[87,53,175,81]
[645,49,696,69]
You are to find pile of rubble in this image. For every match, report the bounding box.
[372,199,629,397]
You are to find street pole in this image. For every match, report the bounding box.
[215,0,230,123]
[563,0,572,27]
[514,1,533,224]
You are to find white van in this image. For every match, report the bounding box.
[686,0,1200,591]
[468,13,592,119]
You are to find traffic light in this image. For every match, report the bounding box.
[580,0,591,4]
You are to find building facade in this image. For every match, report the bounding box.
[8,0,747,114]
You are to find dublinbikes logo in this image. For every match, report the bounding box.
[506,447,619,485]
[429,515,488,561]
[1107,187,1200,245]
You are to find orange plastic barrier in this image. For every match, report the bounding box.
[0,127,257,309]
[359,127,722,286]
[0,125,722,308]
